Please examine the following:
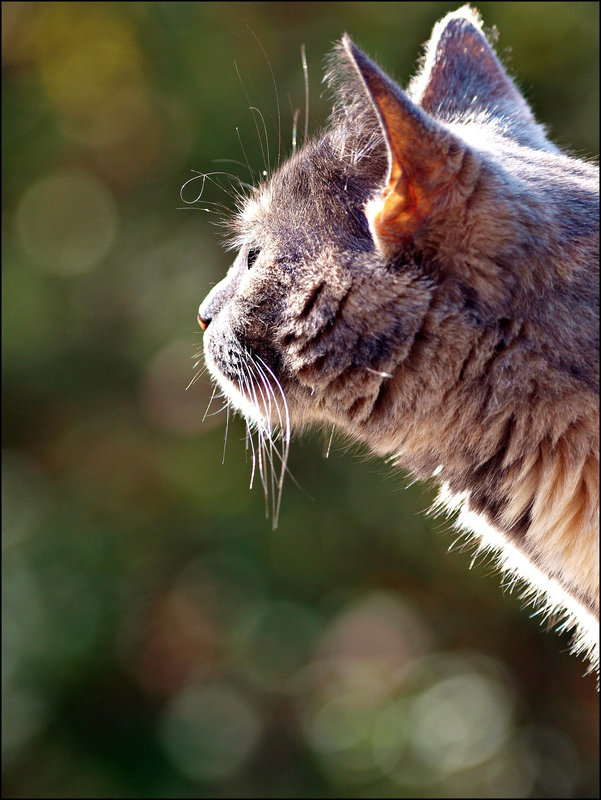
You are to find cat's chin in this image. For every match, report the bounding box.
[203,346,280,433]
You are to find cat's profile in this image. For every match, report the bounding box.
[197,7,599,669]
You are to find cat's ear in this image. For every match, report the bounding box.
[341,36,471,258]
[409,7,546,144]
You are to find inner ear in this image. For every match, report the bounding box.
[340,36,468,257]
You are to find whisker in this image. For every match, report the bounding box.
[222,404,230,464]
[301,43,309,145]
[247,423,257,490]
[180,170,209,202]
[187,363,208,391]
[250,360,281,520]
[212,158,259,182]
[201,382,220,420]
[238,369,258,489]
[247,25,281,167]
[292,108,300,154]
[240,363,268,503]
[324,425,336,458]
[236,127,256,183]
[180,170,248,205]
[254,354,291,528]
[176,206,226,215]
[366,367,393,379]
[244,362,272,515]
[204,403,229,418]
[235,60,268,176]
[249,106,271,176]
[241,358,273,506]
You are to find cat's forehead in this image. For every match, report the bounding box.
[235,139,333,230]
[232,182,274,244]
[240,192,267,225]
[229,123,385,254]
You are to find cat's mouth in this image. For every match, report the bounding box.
[203,328,293,528]
[203,334,290,432]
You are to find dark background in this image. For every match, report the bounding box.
[3,2,599,797]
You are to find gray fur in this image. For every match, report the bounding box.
[198,7,599,667]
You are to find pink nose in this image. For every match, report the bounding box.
[197,309,210,331]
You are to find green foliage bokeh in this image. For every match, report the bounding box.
[2,3,599,798]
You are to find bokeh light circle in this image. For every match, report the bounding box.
[159,682,262,782]
[16,170,117,276]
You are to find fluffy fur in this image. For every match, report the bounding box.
[198,7,599,669]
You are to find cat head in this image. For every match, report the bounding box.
[197,6,597,456]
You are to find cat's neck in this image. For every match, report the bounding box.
[407,390,599,614]
[346,300,599,661]
[377,358,598,660]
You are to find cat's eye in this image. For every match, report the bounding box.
[246,247,260,270]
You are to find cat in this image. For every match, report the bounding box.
[196,6,599,670]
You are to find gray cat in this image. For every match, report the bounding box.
[197,7,599,669]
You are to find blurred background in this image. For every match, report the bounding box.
[2,2,599,797]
